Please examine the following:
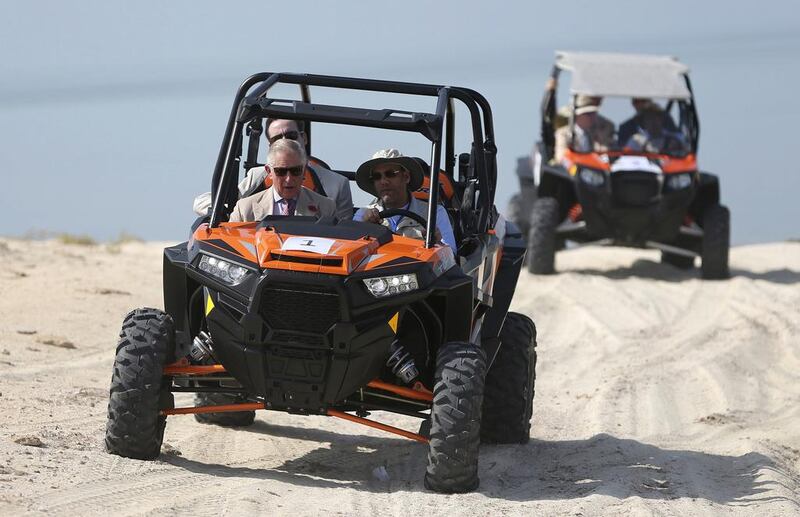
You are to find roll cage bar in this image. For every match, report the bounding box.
[209,73,498,249]
[539,66,700,161]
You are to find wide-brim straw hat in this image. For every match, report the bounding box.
[355,148,425,197]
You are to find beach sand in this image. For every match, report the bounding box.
[0,238,798,515]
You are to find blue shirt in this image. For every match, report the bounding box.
[354,200,457,251]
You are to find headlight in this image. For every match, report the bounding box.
[578,168,605,186]
[363,273,418,297]
[665,173,693,190]
[198,255,252,286]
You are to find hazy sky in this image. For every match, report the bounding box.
[1,1,798,244]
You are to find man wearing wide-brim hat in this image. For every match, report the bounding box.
[554,94,615,162]
[354,149,457,251]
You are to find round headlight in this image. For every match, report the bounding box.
[197,254,252,286]
[368,278,388,295]
[228,265,247,282]
[579,168,605,186]
[666,173,692,190]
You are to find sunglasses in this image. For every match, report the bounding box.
[271,165,305,177]
[369,169,404,181]
[268,130,301,144]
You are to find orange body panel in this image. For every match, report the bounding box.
[192,221,453,276]
[563,149,609,172]
[563,149,697,174]
[658,155,698,173]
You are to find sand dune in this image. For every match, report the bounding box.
[0,238,798,515]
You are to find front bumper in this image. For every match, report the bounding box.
[202,268,425,414]
[574,172,696,244]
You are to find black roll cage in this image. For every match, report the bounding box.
[539,67,701,162]
[209,72,498,248]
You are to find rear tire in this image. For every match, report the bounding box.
[661,251,695,269]
[424,342,487,493]
[481,313,537,444]
[105,308,175,460]
[194,392,256,427]
[701,204,730,279]
[527,197,559,274]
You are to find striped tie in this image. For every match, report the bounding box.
[285,198,297,216]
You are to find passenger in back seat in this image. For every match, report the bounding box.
[193,119,353,220]
[353,149,456,251]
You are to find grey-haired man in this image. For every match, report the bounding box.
[229,139,335,222]
[193,119,353,220]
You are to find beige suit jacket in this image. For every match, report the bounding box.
[192,163,353,220]
[229,186,336,223]
[554,115,616,162]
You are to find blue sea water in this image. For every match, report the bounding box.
[1,2,798,244]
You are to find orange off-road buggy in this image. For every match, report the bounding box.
[104,73,536,493]
[515,51,729,278]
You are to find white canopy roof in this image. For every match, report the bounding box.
[555,51,692,99]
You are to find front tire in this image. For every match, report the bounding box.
[701,204,730,279]
[105,308,175,460]
[481,313,537,444]
[424,342,487,493]
[527,197,559,274]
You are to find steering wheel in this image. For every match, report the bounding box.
[641,133,683,154]
[662,134,686,153]
[377,208,427,227]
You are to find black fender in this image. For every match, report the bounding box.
[481,219,526,367]
[163,243,197,356]
[690,172,721,220]
[537,165,576,221]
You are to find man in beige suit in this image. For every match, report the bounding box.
[193,119,353,220]
[554,95,615,163]
[229,138,335,222]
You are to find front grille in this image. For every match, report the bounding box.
[259,284,340,335]
[612,171,660,206]
[272,331,325,346]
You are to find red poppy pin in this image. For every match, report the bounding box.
[308,204,318,212]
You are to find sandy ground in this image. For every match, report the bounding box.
[0,237,798,516]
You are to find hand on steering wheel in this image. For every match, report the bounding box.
[371,208,442,243]
[377,208,427,227]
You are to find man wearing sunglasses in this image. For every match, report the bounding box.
[193,119,353,220]
[353,149,456,251]
[228,138,335,222]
